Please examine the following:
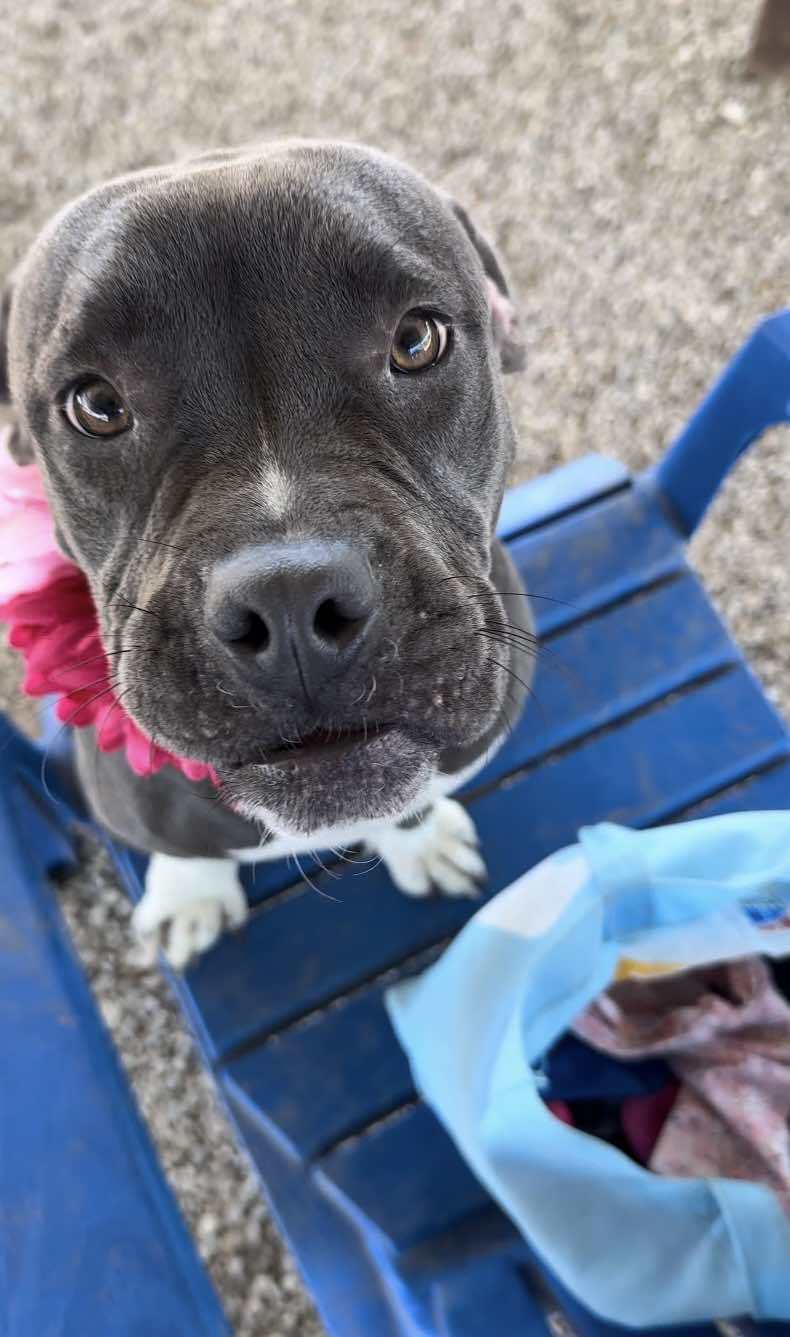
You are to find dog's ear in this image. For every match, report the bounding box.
[445,199,525,374]
[0,277,34,464]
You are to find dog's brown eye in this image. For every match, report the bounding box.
[64,379,131,437]
[390,312,449,373]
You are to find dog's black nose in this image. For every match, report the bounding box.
[205,540,379,694]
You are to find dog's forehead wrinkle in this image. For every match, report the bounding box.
[12,140,492,400]
[80,163,468,320]
[23,188,483,418]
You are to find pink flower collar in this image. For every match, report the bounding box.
[0,429,215,783]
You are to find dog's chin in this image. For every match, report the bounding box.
[218,728,437,837]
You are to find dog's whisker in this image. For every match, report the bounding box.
[477,611,541,642]
[41,680,122,788]
[353,853,383,877]
[114,595,165,622]
[40,674,126,804]
[481,687,521,766]
[134,534,189,557]
[312,850,341,881]
[131,534,205,578]
[380,637,401,665]
[488,587,577,609]
[59,668,125,698]
[214,679,254,710]
[328,845,380,867]
[473,629,540,662]
[59,644,155,676]
[92,686,136,796]
[476,621,541,649]
[97,685,134,752]
[496,616,541,640]
[437,571,576,610]
[482,651,547,727]
[485,626,585,693]
[39,756,64,811]
[484,639,541,664]
[292,852,342,903]
[481,647,538,701]
[474,641,540,672]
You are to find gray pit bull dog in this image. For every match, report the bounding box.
[1,141,535,967]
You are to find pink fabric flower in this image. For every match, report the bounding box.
[0,429,216,784]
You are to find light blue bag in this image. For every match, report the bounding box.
[386,812,790,1327]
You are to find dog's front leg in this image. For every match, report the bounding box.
[366,798,486,898]
[132,853,248,969]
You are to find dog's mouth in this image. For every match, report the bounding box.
[217,719,433,834]
[231,722,397,769]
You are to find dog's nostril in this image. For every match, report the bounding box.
[207,543,378,673]
[231,609,271,653]
[313,597,359,645]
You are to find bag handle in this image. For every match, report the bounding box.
[651,310,790,536]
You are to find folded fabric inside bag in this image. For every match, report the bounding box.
[538,1031,678,1162]
[575,957,790,1206]
[386,812,790,1327]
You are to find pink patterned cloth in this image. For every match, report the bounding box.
[0,429,215,783]
[620,1083,680,1164]
[575,957,790,1209]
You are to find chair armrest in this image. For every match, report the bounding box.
[652,310,790,535]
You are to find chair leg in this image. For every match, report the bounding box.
[748,0,790,72]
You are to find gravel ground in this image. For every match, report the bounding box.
[2,2,789,1332]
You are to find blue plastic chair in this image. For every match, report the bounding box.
[2,313,790,1336]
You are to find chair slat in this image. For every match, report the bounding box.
[432,1257,552,1337]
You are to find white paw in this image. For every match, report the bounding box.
[369,798,486,899]
[132,854,248,970]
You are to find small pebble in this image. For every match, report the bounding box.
[718,98,748,127]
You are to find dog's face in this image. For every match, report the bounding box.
[2,142,525,835]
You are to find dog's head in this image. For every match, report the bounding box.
[2,141,526,835]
